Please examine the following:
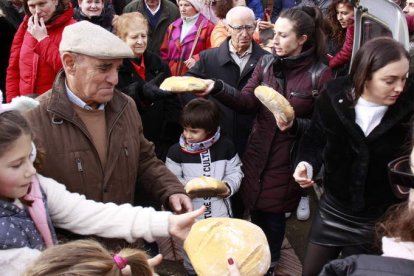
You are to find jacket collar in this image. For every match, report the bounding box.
[328,76,414,142]
[270,46,316,73]
[171,13,206,44]
[217,38,266,70]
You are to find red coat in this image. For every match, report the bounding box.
[212,48,332,213]
[328,21,354,69]
[6,7,76,102]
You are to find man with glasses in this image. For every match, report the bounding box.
[185,6,267,218]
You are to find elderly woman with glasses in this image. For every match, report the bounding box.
[160,0,214,76]
[293,37,414,276]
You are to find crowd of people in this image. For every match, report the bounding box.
[0,0,414,275]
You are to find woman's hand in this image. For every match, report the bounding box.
[193,79,215,97]
[227,258,241,276]
[274,113,294,131]
[184,58,196,69]
[168,206,205,240]
[256,20,274,30]
[293,163,314,188]
[28,14,48,41]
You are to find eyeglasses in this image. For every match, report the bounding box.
[387,155,414,199]
[228,24,256,33]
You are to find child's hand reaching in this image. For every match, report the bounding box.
[216,183,231,198]
[168,206,205,240]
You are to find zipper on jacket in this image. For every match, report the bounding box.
[75,153,84,172]
[124,145,129,157]
[289,91,313,100]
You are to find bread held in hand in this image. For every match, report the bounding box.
[159,76,207,93]
[254,85,294,123]
[185,176,228,198]
[184,218,271,276]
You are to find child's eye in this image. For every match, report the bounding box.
[11,162,22,169]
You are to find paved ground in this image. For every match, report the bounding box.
[155,190,318,275]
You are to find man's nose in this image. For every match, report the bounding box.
[107,70,119,85]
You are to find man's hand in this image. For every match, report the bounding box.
[293,163,314,188]
[168,193,193,214]
[168,206,205,240]
[274,113,294,131]
[28,14,48,41]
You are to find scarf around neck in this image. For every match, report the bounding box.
[180,127,220,154]
[23,175,54,248]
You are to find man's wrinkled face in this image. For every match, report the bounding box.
[70,55,122,108]
[226,13,255,53]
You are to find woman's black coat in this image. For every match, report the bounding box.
[296,76,414,218]
[117,50,182,161]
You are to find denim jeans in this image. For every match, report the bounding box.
[250,210,286,264]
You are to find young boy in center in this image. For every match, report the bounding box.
[166,98,243,220]
[166,98,243,274]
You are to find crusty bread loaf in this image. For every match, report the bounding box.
[184,218,271,276]
[159,76,207,93]
[254,85,294,123]
[185,176,228,198]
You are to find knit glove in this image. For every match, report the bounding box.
[141,73,174,102]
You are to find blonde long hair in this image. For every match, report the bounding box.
[23,240,153,276]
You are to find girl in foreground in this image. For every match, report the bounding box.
[0,102,204,274]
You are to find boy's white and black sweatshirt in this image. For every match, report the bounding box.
[165,137,243,219]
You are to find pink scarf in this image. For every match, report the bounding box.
[23,175,54,248]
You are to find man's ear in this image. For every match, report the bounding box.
[62,52,77,75]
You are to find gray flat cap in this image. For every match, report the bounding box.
[59,21,134,59]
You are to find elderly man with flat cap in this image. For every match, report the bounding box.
[25,21,192,219]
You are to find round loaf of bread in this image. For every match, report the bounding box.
[159,76,207,93]
[254,85,294,122]
[185,176,228,198]
[184,218,271,276]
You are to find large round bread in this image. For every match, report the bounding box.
[185,176,228,198]
[184,218,271,276]
[159,76,207,93]
[254,85,294,122]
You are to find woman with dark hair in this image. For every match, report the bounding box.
[325,0,354,76]
[6,0,76,102]
[199,6,332,275]
[294,37,414,275]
